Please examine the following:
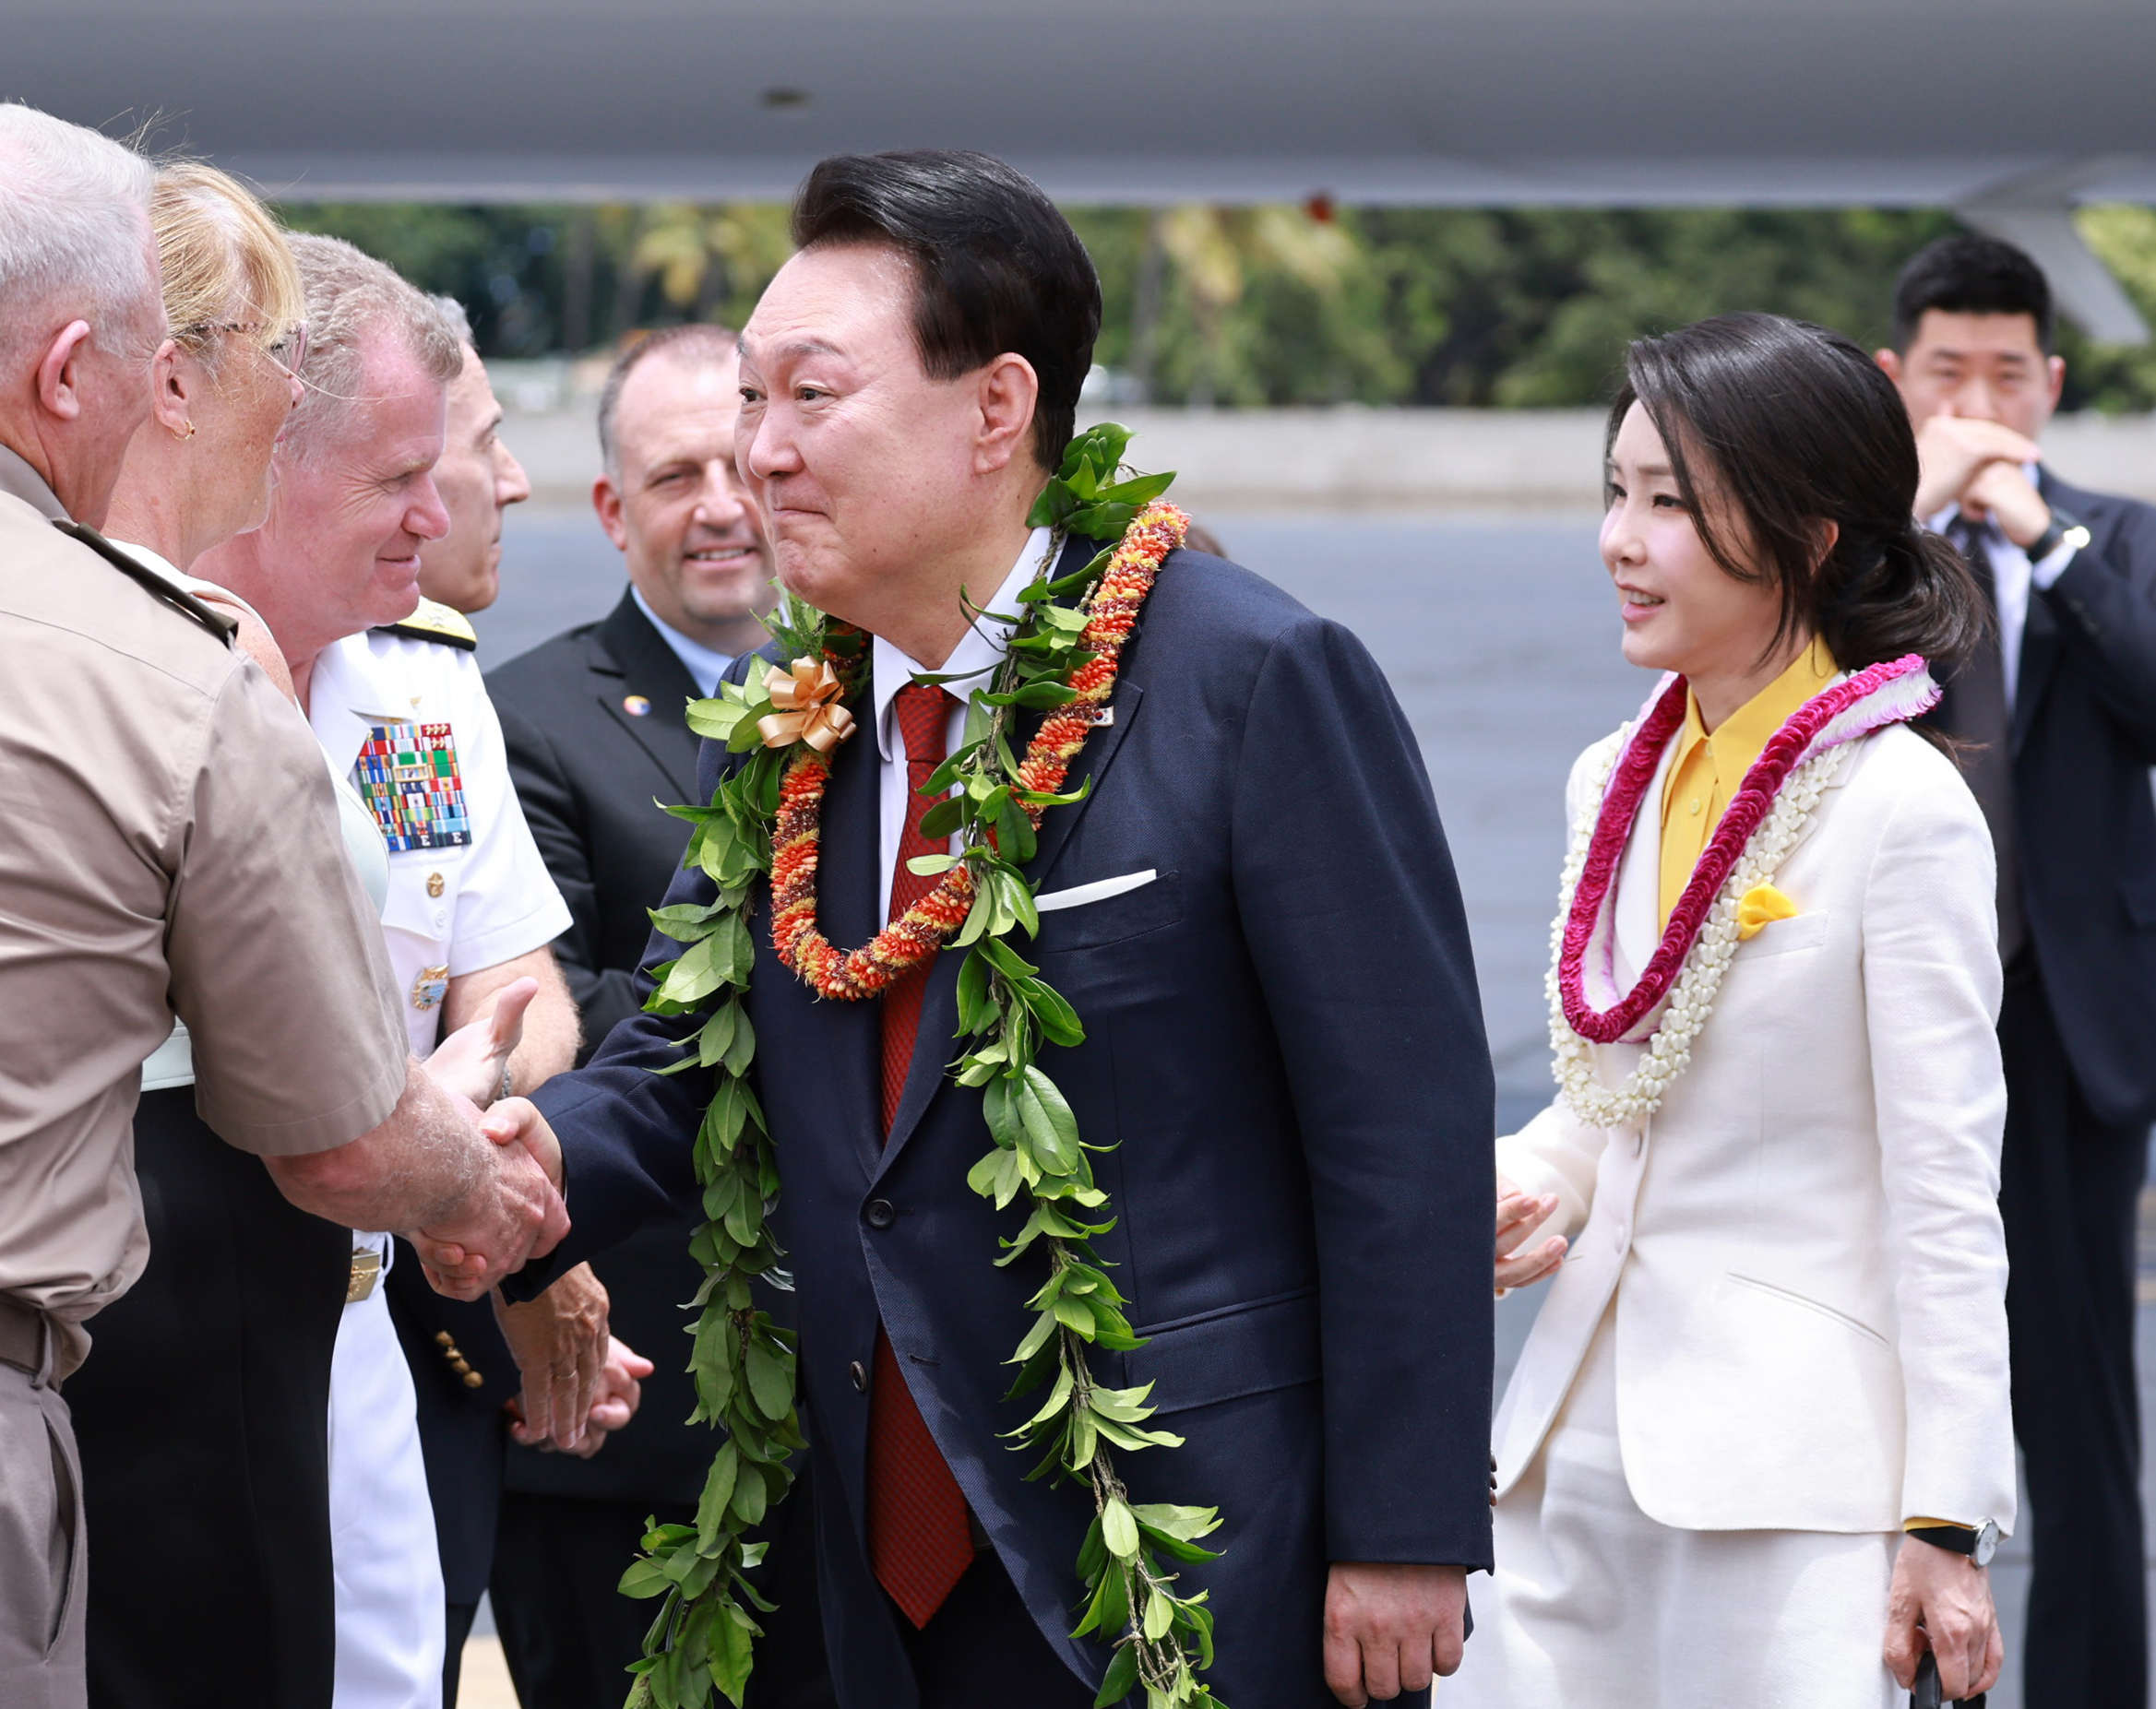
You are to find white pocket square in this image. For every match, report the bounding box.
[1033,869,1157,913]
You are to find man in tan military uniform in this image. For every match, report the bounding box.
[0,105,567,1708]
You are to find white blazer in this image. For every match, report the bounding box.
[1494,717,2017,1537]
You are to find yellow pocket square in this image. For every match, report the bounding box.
[1736,884,1800,940]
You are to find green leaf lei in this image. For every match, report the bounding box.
[619,426,1225,1709]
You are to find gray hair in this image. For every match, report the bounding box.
[428,292,475,348]
[0,104,159,368]
[597,322,737,474]
[284,232,463,461]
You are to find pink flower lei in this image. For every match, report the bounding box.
[1559,653,1940,1046]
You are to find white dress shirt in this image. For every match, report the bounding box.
[870,527,1058,919]
[634,585,736,697]
[1927,463,2079,706]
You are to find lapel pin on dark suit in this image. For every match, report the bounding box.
[623,694,651,717]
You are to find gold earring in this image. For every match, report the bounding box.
[172,421,196,442]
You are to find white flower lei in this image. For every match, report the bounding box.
[1544,730,1842,1126]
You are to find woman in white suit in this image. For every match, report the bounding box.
[1458,314,2012,1707]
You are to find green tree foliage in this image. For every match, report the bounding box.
[277,199,2156,410]
[2065,206,2156,412]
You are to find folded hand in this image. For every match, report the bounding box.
[1912,407,2043,521]
[511,1335,655,1459]
[493,1261,609,1451]
[1495,1171,1566,1293]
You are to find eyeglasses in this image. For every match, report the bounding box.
[264,321,308,377]
[183,319,308,376]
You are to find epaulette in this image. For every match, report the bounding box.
[53,519,237,646]
[373,597,478,651]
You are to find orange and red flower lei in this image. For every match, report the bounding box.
[768,503,1186,1002]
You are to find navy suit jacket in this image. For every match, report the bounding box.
[1948,471,2156,1125]
[521,543,1495,1704]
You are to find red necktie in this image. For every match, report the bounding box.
[866,682,977,1628]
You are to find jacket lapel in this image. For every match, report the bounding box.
[1019,534,1153,892]
[592,591,705,801]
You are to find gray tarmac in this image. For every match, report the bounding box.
[476,503,2153,1707]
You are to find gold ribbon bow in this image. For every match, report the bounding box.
[756,659,857,754]
[1736,884,1799,940]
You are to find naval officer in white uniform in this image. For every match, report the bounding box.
[198,235,587,1709]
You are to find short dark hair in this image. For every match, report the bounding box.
[597,321,736,473]
[1892,235,2054,353]
[791,148,1100,471]
[1609,312,1985,675]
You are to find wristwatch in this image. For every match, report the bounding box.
[1909,1519,2000,1566]
[2023,507,2090,564]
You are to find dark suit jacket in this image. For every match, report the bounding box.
[1974,471,2156,1126]
[486,587,717,1506]
[517,544,1496,1705]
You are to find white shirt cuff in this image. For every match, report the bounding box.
[2031,540,2079,590]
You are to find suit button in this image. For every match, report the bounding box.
[864,1199,895,1229]
[850,1360,868,1393]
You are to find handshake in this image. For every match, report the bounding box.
[405,974,574,1297]
[263,978,625,1451]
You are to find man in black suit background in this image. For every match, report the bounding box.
[455,149,1495,1708]
[485,326,831,1706]
[1879,236,2156,1709]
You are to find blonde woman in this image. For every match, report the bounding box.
[1454,315,2013,1708]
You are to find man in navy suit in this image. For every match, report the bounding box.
[450,148,1495,1707]
[1880,236,2156,1709]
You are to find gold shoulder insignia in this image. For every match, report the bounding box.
[374,597,478,652]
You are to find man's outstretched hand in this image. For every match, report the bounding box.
[424,975,537,1110]
[1324,1562,1468,1705]
[416,1096,564,1299]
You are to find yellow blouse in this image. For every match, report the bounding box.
[1657,636,1839,929]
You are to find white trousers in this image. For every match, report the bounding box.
[328,1234,445,1709]
[1452,1311,1900,1709]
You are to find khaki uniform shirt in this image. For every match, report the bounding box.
[0,448,409,1372]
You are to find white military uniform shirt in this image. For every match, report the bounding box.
[306,601,571,1709]
[308,605,572,1056]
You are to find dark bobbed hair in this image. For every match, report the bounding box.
[791,149,1101,471]
[1607,312,1985,676]
[1892,234,2055,353]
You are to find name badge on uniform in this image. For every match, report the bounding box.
[353,720,473,852]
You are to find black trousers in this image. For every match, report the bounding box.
[1999,974,2150,1709]
[492,1479,836,1709]
[894,1549,1097,1709]
[66,1088,350,1709]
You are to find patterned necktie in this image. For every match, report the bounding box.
[866,682,977,1628]
[1942,518,2029,967]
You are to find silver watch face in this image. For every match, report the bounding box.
[1973,1519,2000,1566]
